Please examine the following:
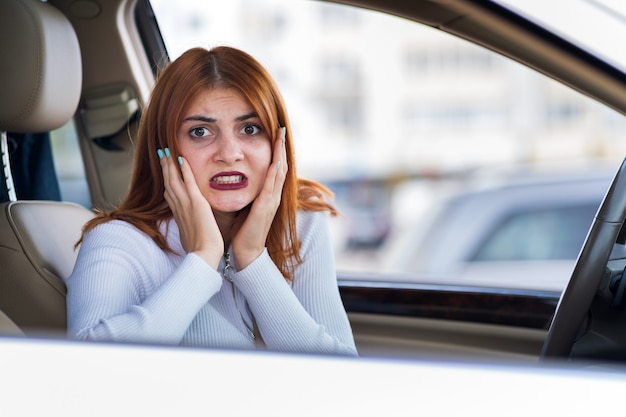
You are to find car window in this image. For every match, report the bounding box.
[149,0,626,291]
[471,204,598,262]
[50,120,90,207]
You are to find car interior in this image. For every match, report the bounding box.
[3,0,626,368]
[0,0,94,335]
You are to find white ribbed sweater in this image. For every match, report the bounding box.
[66,210,357,356]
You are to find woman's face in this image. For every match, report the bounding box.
[177,87,272,217]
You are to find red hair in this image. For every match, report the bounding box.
[80,46,336,280]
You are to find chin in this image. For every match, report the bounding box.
[210,200,252,215]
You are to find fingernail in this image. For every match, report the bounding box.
[281,127,286,142]
[164,147,171,158]
[157,149,164,159]
[276,161,281,170]
[178,156,183,166]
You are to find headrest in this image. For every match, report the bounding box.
[0,0,82,133]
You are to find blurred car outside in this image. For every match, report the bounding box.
[378,164,615,292]
[327,179,392,250]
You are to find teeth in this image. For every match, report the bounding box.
[213,175,244,184]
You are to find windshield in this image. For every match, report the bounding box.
[497,0,626,74]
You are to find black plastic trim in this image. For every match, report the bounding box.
[339,278,560,329]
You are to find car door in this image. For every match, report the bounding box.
[40,0,626,362]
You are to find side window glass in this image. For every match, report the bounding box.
[50,119,91,207]
[150,0,626,290]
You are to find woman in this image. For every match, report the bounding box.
[66,46,357,356]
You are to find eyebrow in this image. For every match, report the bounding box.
[236,112,258,122]
[181,112,258,124]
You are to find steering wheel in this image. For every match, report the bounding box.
[541,158,626,360]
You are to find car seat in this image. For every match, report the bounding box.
[0,0,94,334]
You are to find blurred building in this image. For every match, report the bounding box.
[152,0,626,184]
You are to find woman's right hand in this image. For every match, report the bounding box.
[159,148,224,269]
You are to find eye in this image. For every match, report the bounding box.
[189,126,210,138]
[241,123,261,136]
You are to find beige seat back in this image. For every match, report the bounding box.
[0,0,91,334]
[0,309,23,336]
[0,202,95,332]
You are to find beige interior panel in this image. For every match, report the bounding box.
[350,313,546,363]
[49,0,150,211]
[82,121,137,210]
[0,310,24,336]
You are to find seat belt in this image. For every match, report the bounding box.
[1,131,17,202]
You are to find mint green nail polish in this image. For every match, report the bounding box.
[276,161,281,170]
[281,127,286,138]
[157,149,164,159]
[164,148,170,158]
[178,156,183,166]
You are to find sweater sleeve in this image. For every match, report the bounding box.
[66,221,222,344]
[231,211,358,356]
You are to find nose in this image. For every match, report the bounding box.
[214,133,244,165]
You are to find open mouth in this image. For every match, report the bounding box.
[212,174,245,184]
[210,172,248,190]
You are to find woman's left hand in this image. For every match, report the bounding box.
[232,127,287,269]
